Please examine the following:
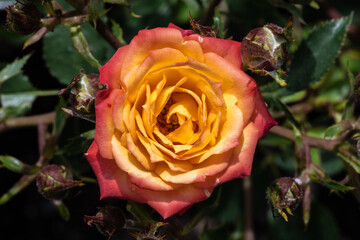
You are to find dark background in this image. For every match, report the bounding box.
[1,0,360,239]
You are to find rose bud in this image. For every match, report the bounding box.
[241,23,291,86]
[36,164,84,200]
[84,205,125,237]
[58,73,107,122]
[6,2,41,35]
[267,177,303,221]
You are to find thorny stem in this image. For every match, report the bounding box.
[0,112,55,132]
[269,125,351,151]
[95,19,123,50]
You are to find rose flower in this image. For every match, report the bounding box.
[86,24,277,219]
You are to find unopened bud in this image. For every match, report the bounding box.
[6,2,41,35]
[36,164,84,200]
[85,205,125,237]
[59,72,107,122]
[267,177,303,221]
[241,22,291,86]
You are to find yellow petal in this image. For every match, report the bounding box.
[154,77,187,117]
[166,119,195,144]
[112,134,174,191]
[126,133,154,171]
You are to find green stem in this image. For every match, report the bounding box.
[7,90,60,97]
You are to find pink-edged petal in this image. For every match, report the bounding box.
[95,89,124,159]
[141,185,213,219]
[121,27,204,87]
[127,48,188,102]
[99,46,129,90]
[112,92,127,132]
[85,142,144,202]
[155,150,231,185]
[168,23,195,37]
[184,34,243,70]
[251,87,278,139]
[112,134,176,191]
[203,52,257,125]
[218,122,259,184]
[86,142,212,219]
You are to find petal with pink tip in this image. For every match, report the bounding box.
[99,46,129,90]
[95,89,124,159]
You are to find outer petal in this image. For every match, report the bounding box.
[168,24,243,69]
[95,89,124,159]
[217,122,259,184]
[85,142,144,203]
[99,46,129,90]
[168,23,195,36]
[140,185,212,219]
[251,88,278,139]
[86,143,212,219]
[185,34,243,70]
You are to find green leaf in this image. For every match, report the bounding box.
[337,147,360,173]
[1,74,36,109]
[282,13,353,95]
[310,172,354,193]
[0,103,32,122]
[0,54,31,85]
[0,74,58,121]
[324,121,351,140]
[110,19,127,45]
[43,24,114,85]
[70,26,101,69]
[0,156,40,175]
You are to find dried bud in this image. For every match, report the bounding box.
[59,72,107,122]
[36,164,84,200]
[241,22,292,86]
[84,205,125,237]
[189,13,220,38]
[6,2,41,35]
[267,177,303,221]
